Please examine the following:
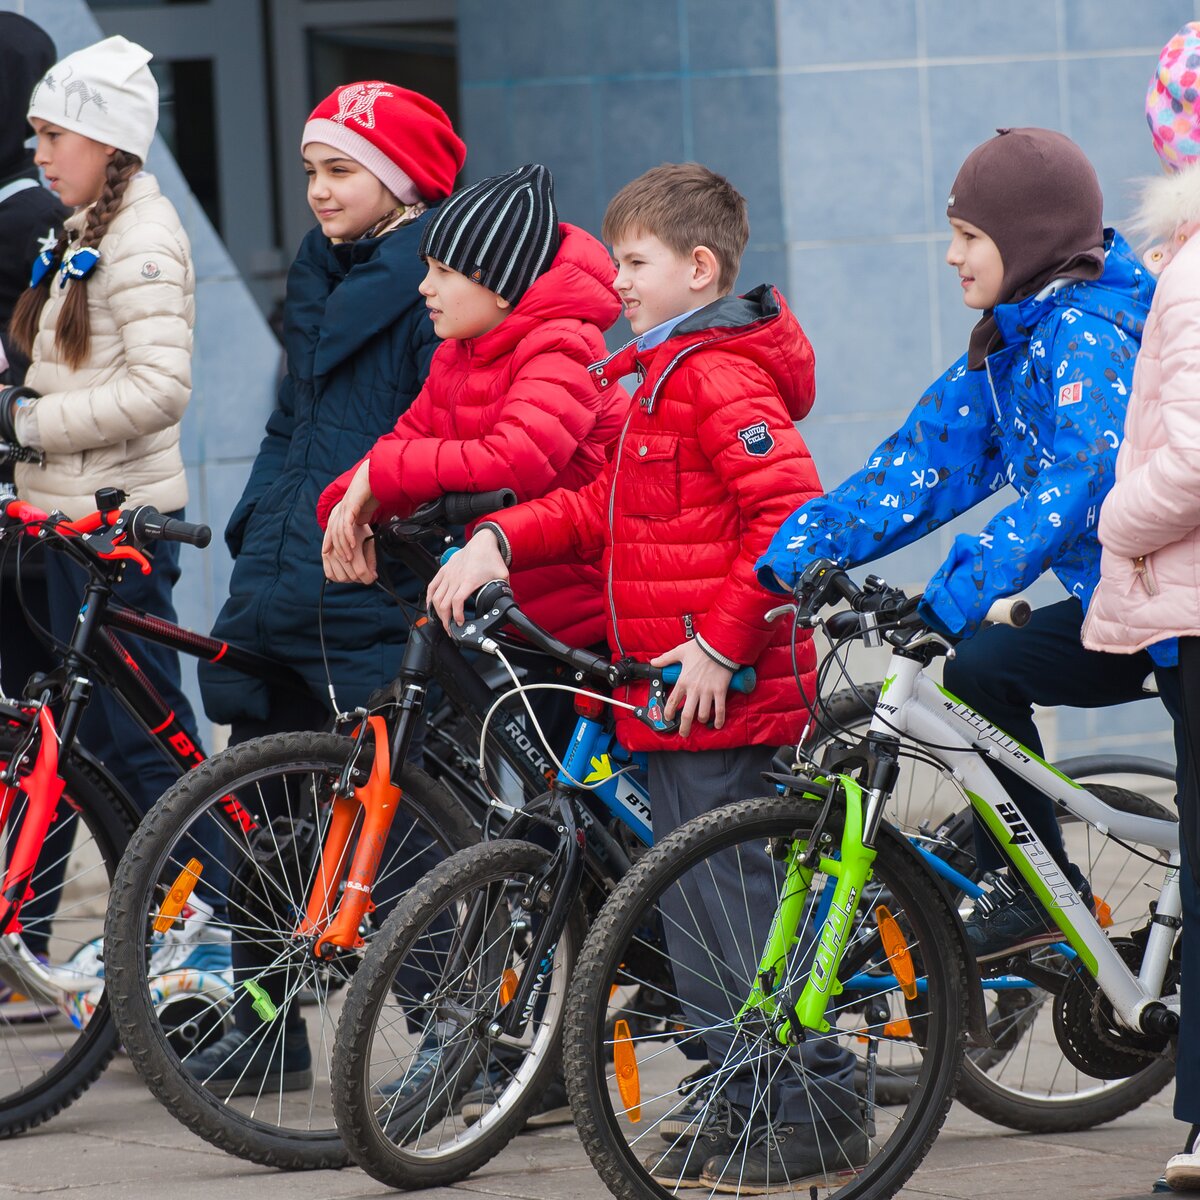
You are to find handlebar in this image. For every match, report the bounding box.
[377,489,518,556]
[0,440,44,467]
[447,578,756,734]
[443,490,517,525]
[789,560,1031,646]
[126,507,211,548]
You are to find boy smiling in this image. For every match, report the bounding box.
[430,162,865,1188]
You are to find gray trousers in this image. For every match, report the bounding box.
[647,746,857,1125]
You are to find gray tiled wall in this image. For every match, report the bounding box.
[459,0,1199,761]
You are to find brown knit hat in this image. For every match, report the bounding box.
[948,128,1105,367]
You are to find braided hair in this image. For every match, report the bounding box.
[8,150,142,370]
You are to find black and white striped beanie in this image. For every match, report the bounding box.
[419,163,560,303]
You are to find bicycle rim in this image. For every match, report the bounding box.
[333,838,576,1188]
[565,795,966,1200]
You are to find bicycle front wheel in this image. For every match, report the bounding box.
[565,795,967,1200]
[0,730,137,1137]
[105,732,474,1170]
[332,837,582,1188]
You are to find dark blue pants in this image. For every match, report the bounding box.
[1167,638,1200,1125]
[942,598,1160,872]
[42,518,206,812]
[20,517,211,954]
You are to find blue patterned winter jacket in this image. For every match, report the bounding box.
[758,230,1155,635]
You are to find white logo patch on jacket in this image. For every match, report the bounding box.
[738,420,775,456]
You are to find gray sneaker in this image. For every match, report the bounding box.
[644,1096,748,1188]
[701,1111,869,1194]
[659,1065,717,1141]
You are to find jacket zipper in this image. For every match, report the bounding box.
[607,407,636,658]
[1132,555,1158,596]
[682,614,695,640]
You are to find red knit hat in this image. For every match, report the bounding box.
[302,82,465,204]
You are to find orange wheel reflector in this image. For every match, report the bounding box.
[883,1018,913,1039]
[875,905,919,1001]
[612,1018,641,1122]
[499,968,519,1007]
[153,858,203,934]
[1094,895,1114,929]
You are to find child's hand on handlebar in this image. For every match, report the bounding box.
[322,462,379,584]
[651,639,734,738]
[427,528,510,630]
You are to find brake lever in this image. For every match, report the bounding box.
[633,672,679,734]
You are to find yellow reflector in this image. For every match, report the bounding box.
[1095,895,1114,929]
[612,1018,641,1122]
[499,968,519,1007]
[875,904,919,1001]
[883,1018,913,1039]
[153,858,203,934]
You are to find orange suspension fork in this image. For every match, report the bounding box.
[297,715,404,957]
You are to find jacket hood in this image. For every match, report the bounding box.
[596,285,816,421]
[993,229,1151,348]
[465,223,621,362]
[0,15,56,183]
[1130,159,1200,247]
[289,207,436,379]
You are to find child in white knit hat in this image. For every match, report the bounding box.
[2,37,220,962]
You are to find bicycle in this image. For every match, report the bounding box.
[105,489,705,1169]
[563,560,1183,1199]
[326,574,755,1189]
[0,474,311,1140]
[809,687,1177,1129]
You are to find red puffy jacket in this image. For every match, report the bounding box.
[489,285,823,752]
[318,223,630,648]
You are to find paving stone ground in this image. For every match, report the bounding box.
[0,1051,1183,1200]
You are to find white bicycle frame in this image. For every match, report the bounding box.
[869,651,1181,1034]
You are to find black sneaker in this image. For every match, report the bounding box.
[700,1111,869,1194]
[183,1022,312,1096]
[659,1065,717,1141]
[644,1096,749,1188]
[963,872,1094,963]
[459,1070,571,1129]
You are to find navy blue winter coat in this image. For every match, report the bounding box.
[759,230,1154,635]
[199,214,437,723]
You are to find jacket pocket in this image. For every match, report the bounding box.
[619,433,679,519]
[1132,554,1159,596]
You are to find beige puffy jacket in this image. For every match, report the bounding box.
[14,173,192,517]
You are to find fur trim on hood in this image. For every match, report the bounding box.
[1130,159,1200,245]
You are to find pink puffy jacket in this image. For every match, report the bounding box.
[1083,163,1200,654]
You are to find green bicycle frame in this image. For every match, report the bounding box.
[736,776,877,1040]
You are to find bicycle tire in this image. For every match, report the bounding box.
[106,731,475,1170]
[564,795,968,1200]
[333,837,583,1188]
[0,728,137,1138]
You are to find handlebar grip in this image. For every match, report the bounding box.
[128,507,212,548]
[442,490,517,525]
[661,663,756,694]
[439,545,459,567]
[983,597,1031,628]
